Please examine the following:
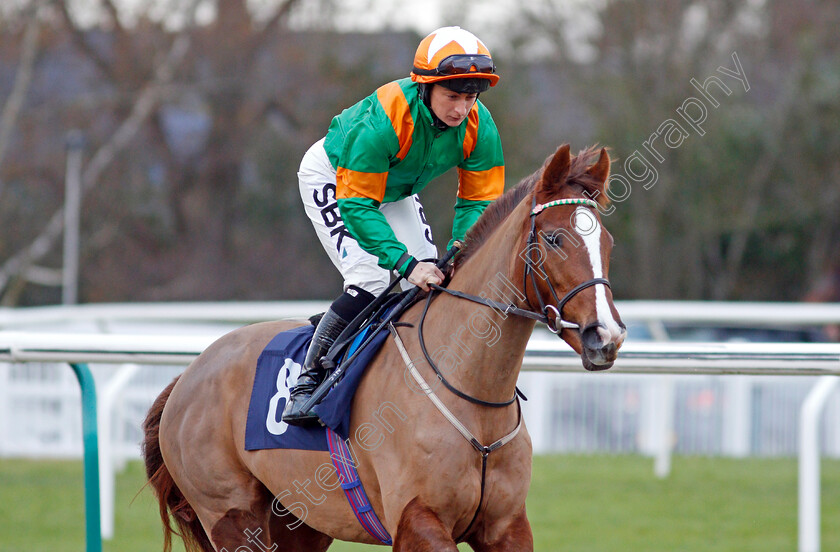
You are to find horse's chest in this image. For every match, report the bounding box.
[406,439,530,511]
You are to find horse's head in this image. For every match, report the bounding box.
[522,144,626,371]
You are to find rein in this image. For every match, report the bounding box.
[418,290,522,408]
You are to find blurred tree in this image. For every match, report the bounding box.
[0,0,193,304]
[0,0,838,304]
[0,0,313,304]
[484,0,840,301]
[0,0,418,304]
[0,4,39,185]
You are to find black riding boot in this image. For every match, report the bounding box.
[282,286,375,426]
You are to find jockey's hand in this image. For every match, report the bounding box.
[407,261,445,292]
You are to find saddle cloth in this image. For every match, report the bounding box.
[244,322,390,451]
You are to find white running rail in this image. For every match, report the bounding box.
[1,332,839,551]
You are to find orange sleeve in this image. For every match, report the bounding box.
[336,167,388,203]
[457,166,505,201]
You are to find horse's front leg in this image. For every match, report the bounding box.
[468,508,533,552]
[393,498,459,552]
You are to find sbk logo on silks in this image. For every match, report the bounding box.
[313,183,353,253]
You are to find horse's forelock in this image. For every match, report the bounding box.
[565,146,612,208]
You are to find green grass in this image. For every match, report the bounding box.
[526,455,840,552]
[0,456,838,551]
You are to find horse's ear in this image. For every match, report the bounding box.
[540,144,571,191]
[585,147,610,187]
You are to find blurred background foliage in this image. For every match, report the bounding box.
[0,0,838,305]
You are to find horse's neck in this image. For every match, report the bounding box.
[420,201,535,403]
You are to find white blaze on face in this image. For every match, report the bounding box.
[573,207,623,342]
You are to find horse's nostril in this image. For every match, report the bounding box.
[581,323,606,350]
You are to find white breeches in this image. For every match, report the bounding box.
[298,138,438,295]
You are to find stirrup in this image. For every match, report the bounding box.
[282,395,321,426]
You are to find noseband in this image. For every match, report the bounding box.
[524,195,611,333]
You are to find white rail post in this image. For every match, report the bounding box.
[653,376,675,478]
[798,375,839,552]
[722,376,752,457]
[98,363,140,540]
[0,363,8,456]
[520,372,553,453]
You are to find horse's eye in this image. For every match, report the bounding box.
[544,233,563,248]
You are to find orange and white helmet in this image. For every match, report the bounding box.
[411,26,500,91]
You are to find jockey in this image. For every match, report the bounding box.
[283,26,505,426]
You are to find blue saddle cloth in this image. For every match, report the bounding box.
[244,323,390,452]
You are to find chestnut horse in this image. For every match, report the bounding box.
[143,144,626,551]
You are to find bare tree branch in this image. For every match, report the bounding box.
[250,0,303,57]
[0,10,41,202]
[0,35,191,301]
[100,0,125,33]
[52,0,116,81]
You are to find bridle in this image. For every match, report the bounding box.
[523,194,611,334]
[429,194,611,339]
[414,193,612,410]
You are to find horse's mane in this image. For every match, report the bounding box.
[455,146,608,267]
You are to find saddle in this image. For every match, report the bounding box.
[299,245,460,415]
